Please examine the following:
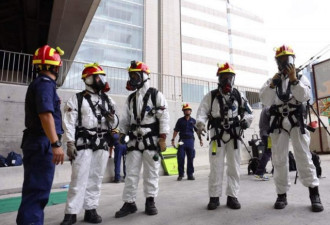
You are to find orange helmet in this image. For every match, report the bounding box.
[82,63,106,79]
[216,62,235,76]
[33,45,64,66]
[182,103,192,111]
[275,45,295,58]
[128,61,150,75]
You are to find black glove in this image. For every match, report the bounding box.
[240,119,249,130]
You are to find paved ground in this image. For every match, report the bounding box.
[1,151,330,225]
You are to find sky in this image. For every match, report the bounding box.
[231,0,330,77]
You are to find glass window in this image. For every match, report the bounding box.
[64,0,144,89]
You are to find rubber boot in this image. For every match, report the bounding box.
[274,193,287,209]
[207,197,220,210]
[145,197,158,215]
[226,196,241,209]
[309,187,324,212]
[84,209,102,223]
[60,214,76,225]
[115,202,137,218]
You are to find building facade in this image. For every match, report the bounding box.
[65,0,267,104]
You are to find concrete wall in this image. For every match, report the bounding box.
[0,83,260,194]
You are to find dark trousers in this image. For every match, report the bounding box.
[114,143,126,181]
[177,139,195,177]
[17,135,55,225]
[255,135,272,176]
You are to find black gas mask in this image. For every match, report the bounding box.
[126,71,145,91]
[218,73,235,94]
[276,55,295,74]
[91,74,110,93]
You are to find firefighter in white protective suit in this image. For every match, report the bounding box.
[260,45,323,212]
[115,61,170,218]
[196,63,253,210]
[60,63,119,225]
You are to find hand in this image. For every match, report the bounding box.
[171,139,175,147]
[270,73,281,88]
[159,138,167,152]
[52,146,64,165]
[66,141,77,160]
[285,64,297,82]
[105,113,115,123]
[240,119,249,130]
[196,123,206,138]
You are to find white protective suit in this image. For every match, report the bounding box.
[259,75,319,194]
[196,90,253,198]
[63,85,118,214]
[119,78,170,203]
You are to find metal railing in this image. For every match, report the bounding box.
[0,49,261,105]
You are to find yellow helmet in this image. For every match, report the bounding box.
[182,103,192,111]
[275,45,295,58]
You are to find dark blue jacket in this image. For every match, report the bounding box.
[24,74,63,135]
[174,117,196,140]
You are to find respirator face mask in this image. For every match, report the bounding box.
[85,74,110,92]
[126,71,145,91]
[218,73,235,94]
[276,55,295,74]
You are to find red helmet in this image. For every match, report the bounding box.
[128,61,150,75]
[182,103,192,111]
[32,45,64,66]
[216,62,235,76]
[82,63,106,79]
[275,45,295,58]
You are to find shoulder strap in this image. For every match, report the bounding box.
[141,88,158,121]
[84,94,98,118]
[231,88,245,118]
[129,88,159,122]
[128,91,137,120]
[101,93,113,112]
[76,91,85,127]
[128,92,136,111]
[210,89,219,115]
[231,88,242,107]
[149,87,158,107]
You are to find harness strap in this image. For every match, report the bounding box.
[268,103,311,134]
[210,121,241,149]
[76,143,109,151]
[129,87,159,123]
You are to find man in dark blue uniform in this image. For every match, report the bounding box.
[171,103,203,181]
[16,45,65,225]
[112,129,127,183]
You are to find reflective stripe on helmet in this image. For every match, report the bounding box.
[32,45,63,66]
[81,63,106,79]
[128,61,150,74]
